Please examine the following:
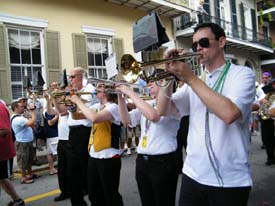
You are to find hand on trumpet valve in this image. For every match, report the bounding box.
[164,49,196,82]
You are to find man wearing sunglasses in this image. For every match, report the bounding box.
[158,23,255,206]
[54,67,95,206]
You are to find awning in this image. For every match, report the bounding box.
[106,0,191,18]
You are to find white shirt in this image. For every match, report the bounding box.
[182,63,255,187]
[58,114,69,141]
[129,90,186,155]
[88,102,122,158]
[68,84,95,127]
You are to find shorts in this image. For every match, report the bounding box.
[15,141,33,170]
[46,137,58,155]
[120,126,126,143]
[127,125,141,139]
[0,159,12,179]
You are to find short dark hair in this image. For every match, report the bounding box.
[11,101,19,112]
[194,22,226,40]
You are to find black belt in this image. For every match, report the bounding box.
[69,125,91,129]
[138,151,176,161]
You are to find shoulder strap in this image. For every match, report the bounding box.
[11,114,20,123]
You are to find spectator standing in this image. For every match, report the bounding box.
[0,101,25,206]
[43,107,58,175]
[11,100,36,184]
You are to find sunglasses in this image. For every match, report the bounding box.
[192,37,216,52]
[68,74,81,79]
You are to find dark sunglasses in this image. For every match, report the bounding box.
[192,37,215,52]
[68,74,81,79]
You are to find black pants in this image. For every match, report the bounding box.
[179,173,251,206]
[67,126,91,206]
[136,152,178,206]
[260,119,275,160]
[87,156,123,206]
[57,140,70,197]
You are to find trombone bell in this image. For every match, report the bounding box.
[120,52,201,84]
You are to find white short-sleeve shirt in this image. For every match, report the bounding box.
[129,90,186,155]
[182,63,255,187]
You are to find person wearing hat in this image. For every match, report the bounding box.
[258,72,275,165]
[11,100,37,184]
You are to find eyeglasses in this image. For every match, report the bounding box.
[68,74,82,79]
[191,37,216,52]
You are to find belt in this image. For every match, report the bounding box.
[69,125,91,129]
[138,151,176,161]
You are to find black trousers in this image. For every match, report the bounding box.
[260,119,275,160]
[67,126,91,206]
[179,173,251,206]
[87,156,123,206]
[57,140,70,197]
[136,152,178,206]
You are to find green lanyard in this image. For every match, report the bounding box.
[204,61,231,187]
[211,61,231,93]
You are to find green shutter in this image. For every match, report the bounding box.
[72,33,88,69]
[45,30,61,85]
[112,38,124,70]
[0,23,11,103]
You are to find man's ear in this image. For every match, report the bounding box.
[219,36,226,49]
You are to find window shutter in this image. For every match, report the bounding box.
[45,31,61,84]
[0,23,11,103]
[214,0,220,24]
[112,38,124,70]
[239,3,246,40]
[230,0,239,37]
[251,9,257,40]
[72,33,88,69]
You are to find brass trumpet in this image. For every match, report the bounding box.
[120,52,201,84]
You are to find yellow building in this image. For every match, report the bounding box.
[0,0,190,103]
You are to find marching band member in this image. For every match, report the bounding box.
[116,71,185,206]
[70,83,123,206]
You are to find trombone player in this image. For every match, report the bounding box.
[54,67,95,206]
[158,22,255,206]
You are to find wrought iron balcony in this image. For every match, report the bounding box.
[174,13,273,54]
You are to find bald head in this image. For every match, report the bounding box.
[69,67,87,90]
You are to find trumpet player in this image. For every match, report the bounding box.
[159,22,255,206]
[116,69,185,206]
[70,83,123,206]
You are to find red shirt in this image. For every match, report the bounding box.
[0,102,16,161]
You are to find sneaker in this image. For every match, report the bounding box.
[7,199,25,206]
[127,148,131,155]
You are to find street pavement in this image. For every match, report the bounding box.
[0,132,275,206]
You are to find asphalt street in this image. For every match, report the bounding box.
[0,132,275,206]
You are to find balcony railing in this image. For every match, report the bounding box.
[174,13,273,48]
